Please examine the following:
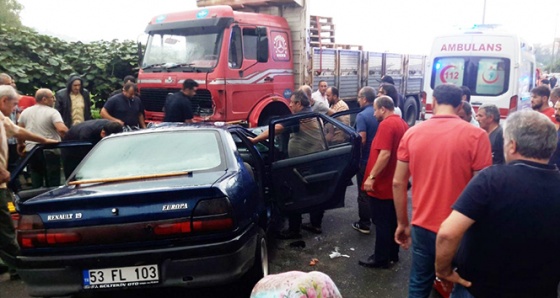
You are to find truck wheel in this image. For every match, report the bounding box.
[403,97,418,127]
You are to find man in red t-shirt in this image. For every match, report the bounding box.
[358,95,408,269]
[531,85,558,125]
[393,84,492,297]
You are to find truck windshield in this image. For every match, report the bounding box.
[431,56,511,96]
[142,32,221,71]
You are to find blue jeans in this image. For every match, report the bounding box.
[451,284,475,298]
[409,225,437,298]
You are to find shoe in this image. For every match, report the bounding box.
[358,255,389,269]
[9,269,19,281]
[351,222,371,234]
[390,255,399,263]
[275,230,302,240]
[301,223,322,234]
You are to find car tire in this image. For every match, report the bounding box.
[242,229,268,290]
[403,96,418,127]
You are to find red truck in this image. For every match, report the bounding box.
[138,0,425,127]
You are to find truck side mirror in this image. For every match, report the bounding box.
[256,26,269,63]
[137,42,144,67]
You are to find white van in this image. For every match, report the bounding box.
[423,24,536,119]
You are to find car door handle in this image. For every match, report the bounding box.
[292,168,309,184]
[264,76,274,82]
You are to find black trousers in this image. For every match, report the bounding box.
[369,196,399,263]
[0,189,19,262]
[356,164,372,227]
[288,210,324,232]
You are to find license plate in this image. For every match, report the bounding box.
[83,264,159,289]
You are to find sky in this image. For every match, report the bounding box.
[16,0,560,55]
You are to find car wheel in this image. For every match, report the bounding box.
[244,229,268,285]
[404,96,418,127]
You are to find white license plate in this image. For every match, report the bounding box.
[83,264,159,289]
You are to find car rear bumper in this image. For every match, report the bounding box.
[15,223,259,297]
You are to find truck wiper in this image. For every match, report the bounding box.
[165,63,195,70]
[142,63,167,70]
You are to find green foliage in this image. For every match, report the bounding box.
[0,0,23,27]
[0,24,139,107]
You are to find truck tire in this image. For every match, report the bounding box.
[257,103,291,126]
[403,96,418,127]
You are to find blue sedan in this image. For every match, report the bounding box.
[4,112,360,297]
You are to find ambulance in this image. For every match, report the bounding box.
[423,24,536,119]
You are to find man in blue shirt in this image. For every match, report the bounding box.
[352,86,379,234]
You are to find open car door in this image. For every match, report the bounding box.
[9,142,94,203]
[267,112,360,215]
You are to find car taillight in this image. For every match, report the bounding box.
[191,198,234,233]
[509,95,518,114]
[17,214,81,248]
[153,221,191,235]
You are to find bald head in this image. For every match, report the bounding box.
[299,85,313,101]
[0,73,12,86]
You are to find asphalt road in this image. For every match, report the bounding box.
[0,177,443,298]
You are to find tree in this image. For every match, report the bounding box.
[0,0,23,27]
[0,24,138,106]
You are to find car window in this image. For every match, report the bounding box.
[74,130,225,181]
[11,145,92,196]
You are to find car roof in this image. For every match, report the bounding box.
[103,122,237,140]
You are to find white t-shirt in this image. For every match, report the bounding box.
[19,105,63,151]
[312,91,328,107]
[0,114,20,188]
[395,107,402,117]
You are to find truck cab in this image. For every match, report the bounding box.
[139,5,294,126]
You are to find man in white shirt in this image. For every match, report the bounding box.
[0,85,57,279]
[19,88,68,187]
[312,80,329,107]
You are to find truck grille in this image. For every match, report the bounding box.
[140,88,214,117]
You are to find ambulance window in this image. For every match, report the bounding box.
[432,57,465,86]
[229,26,243,69]
[474,58,508,95]
[243,28,258,60]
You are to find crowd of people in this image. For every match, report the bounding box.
[1,70,559,297]
[252,79,560,298]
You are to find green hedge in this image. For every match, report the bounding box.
[0,24,139,109]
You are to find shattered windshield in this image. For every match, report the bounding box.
[142,31,222,71]
[73,130,225,182]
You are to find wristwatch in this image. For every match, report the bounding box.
[368,174,376,180]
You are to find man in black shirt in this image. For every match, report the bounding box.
[63,119,123,145]
[476,104,505,164]
[164,79,198,123]
[101,83,146,128]
[435,110,560,298]
[61,119,123,178]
